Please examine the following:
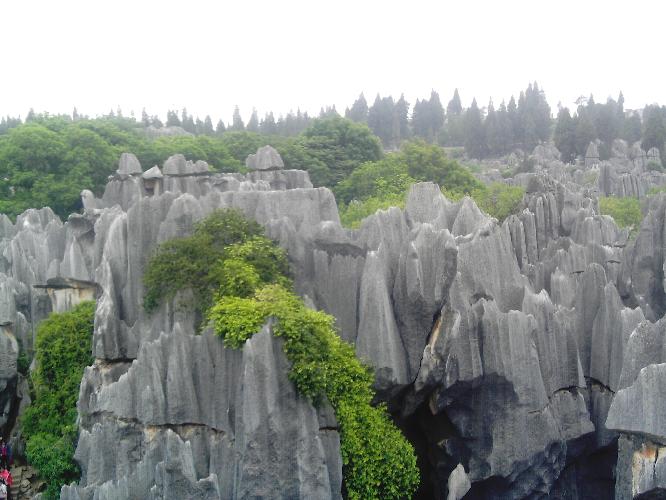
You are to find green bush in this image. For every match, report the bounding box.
[647,160,664,172]
[22,301,95,499]
[148,210,420,498]
[599,196,642,234]
[208,285,419,499]
[142,208,272,314]
[473,183,525,222]
[339,193,407,229]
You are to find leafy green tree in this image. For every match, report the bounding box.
[22,301,95,499]
[143,208,278,316]
[402,139,483,193]
[335,154,415,203]
[599,196,642,236]
[300,117,383,187]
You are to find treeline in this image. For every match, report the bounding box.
[0,113,383,219]
[3,83,665,165]
[554,97,665,164]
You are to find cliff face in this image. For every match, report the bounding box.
[1,149,666,499]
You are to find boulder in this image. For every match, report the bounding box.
[245,145,284,171]
[116,153,142,175]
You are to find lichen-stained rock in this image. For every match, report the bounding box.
[65,325,341,499]
[614,436,666,500]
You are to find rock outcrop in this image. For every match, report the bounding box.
[2,146,666,499]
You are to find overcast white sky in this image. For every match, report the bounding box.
[0,0,662,124]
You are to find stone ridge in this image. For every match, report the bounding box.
[1,148,666,498]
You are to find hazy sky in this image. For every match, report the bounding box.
[1,0,662,124]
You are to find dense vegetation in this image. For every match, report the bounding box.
[144,210,420,499]
[336,140,525,228]
[21,301,95,499]
[598,196,643,236]
[1,84,663,220]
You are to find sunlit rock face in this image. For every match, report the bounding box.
[3,145,666,499]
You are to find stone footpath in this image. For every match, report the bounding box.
[8,464,42,499]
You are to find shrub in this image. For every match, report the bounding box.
[142,208,268,314]
[149,210,420,498]
[473,183,525,222]
[599,196,642,235]
[208,285,420,499]
[339,193,407,229]
[647,160,664,172]
[22,301,95,499]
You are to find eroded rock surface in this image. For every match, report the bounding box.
[2,147,666,499]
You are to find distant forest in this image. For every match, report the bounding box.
[0,82,664,220]
[2,83,665,158]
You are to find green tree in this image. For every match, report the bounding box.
[463,99,486,159]
[300,117,383,187]
[554,107,577,163]
[231,106,245,131]
[345,93,369,123]
[22,301,95,499]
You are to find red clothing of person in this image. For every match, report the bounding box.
[0,469,11,488]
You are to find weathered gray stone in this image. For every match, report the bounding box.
[117,153,142,175]
[245,145,284,171]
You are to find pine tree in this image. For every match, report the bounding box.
[231,106,245,131]
[216,119,226,135]
[554,108,577,162]
[346,93,369,123]
[395,94,410,143]
[447,89,463,116]
[463,98,486,158]
[247,108,259,132]
[141,108,151,127]
[260,112,277,135]
[166,110,181,127]
[204,115,214,135]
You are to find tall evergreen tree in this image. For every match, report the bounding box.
[642,105,666,163]
[395,94,410,143]
[231,106,245,131]
[260,112,277,135]
[447,89,463,116]
[166,110,181,127]
[463,98,486,158]
[247,108,259,132]
[554,108,577,162]
[216,119,226,135]
[203,115,214,135]
[346,93,369,123]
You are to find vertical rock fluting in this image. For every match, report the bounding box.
[3,148,666,498]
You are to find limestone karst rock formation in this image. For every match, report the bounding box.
[2,144,666,499]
